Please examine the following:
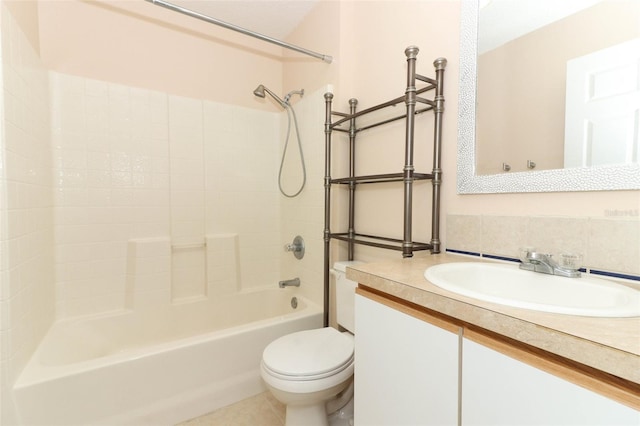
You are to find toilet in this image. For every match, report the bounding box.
[261,261,361,426]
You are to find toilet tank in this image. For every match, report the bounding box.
[331,261,363,334]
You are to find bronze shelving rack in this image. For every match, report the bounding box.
[322,46,446,326]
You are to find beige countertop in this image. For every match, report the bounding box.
[347,253,640,385]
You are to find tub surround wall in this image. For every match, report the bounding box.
[51,71,170,316]
[51,72,282,318]
[279,86,328,306]
[168,95,206,301]
[125,234,242,310]
[125,237,171,309]
[205,234,241,298]
[0,3,53,423]
[447,214,640,279]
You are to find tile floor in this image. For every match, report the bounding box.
[178,392,285,426]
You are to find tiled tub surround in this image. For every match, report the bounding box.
[51,71,283,318]
[125,234,241,308]
[347,255,640,389]
[447,214,640,280]
[13,288,322,425]
[8,72,328,423]
[0,4,55,423]
[1,41,327,421]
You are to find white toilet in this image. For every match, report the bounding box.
[261,261,361,426]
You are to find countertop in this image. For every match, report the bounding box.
[346,253,640,385]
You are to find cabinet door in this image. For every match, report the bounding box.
[354,293,460,426]
[462,337,640,425]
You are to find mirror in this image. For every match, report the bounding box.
[457,0,640,193]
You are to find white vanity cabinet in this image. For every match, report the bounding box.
[354,287,639,426]
[462,333,640,425]
[354,292,460,426]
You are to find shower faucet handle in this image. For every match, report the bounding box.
[284,235,305,260]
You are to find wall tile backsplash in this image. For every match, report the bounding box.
[587,219,640,275]
[480,215,529,258]
[447,214,640,277]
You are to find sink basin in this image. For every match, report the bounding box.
[424,262,640,317]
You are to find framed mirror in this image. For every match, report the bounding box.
[457,0,640,193]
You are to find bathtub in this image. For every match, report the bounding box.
[13,288,322,425]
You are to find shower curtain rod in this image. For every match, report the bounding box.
[144,0,333,63]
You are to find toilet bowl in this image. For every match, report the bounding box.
[260,261,361,426]
[261,328,354,425]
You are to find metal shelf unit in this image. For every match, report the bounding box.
[322,46,446,326]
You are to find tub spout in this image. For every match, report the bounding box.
[279,278,301,288]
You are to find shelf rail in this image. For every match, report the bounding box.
[322,46,446,327]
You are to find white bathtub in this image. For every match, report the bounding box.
[13,288,322,425]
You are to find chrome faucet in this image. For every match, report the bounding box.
[519,250,581,278]
[279,278,301,288]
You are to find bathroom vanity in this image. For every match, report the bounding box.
[350,255,640,425]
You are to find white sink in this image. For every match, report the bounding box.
[424,262,640,317]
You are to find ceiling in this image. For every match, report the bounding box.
[170,0,320,40]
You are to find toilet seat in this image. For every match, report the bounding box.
[262,327,354,381]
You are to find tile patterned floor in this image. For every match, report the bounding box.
[178,392,285,426]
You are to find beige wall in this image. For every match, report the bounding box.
[283,0,340,97]
[4,0,638,299]
[287,0,638,267]
[32,0,640,215]
[477,1,640,174]
[4,0,39,51]
[1,2,638,418]
[37,0,284,108]
[286,1,464,265]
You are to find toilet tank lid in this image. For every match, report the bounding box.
[333,260,365,273]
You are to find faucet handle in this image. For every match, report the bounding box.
[528,251,553,263]
[559,253,583,271]
[284,235,305,259]
[518,247,537,263]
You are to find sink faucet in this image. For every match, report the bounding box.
[519,250,581,278]
[279,278,301,288]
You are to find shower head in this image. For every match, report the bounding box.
[253,84,286,108]
[253,84,266,98]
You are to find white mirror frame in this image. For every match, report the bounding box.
[457,0,640,194]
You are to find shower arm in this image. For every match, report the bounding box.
[144,0,333,64]
[284,90,304,104]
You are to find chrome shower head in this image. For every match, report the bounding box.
[253,84,266,98]
[252,84,286,108]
